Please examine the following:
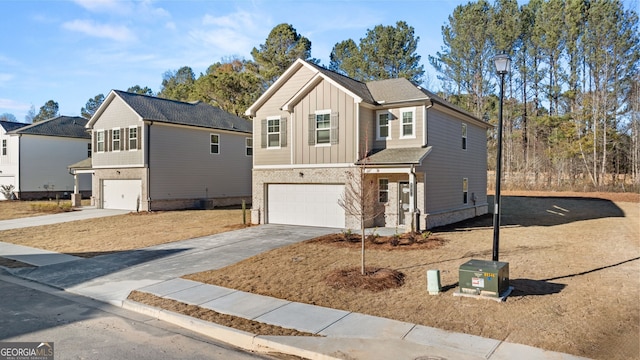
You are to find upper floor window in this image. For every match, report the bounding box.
[129,127,138,150]
[87,143,91,158]
[210,134,220,154]
[267,118,280,148]
[379,178,389,203]
[463,178,469,204]
[376,111,391,140]
[112,129,121,151]
[308,111,338,146]
[246,138,253,156]
[400,108,415,138]
[1,139,6,156]
[462,123,467,150]
[96,130,105,152]
[315,111,331,145]
[261,116,287,148]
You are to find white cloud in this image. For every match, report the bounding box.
[62,19,136,42]
[0,73,14,84]
[189,10,268,56]
[0,98,31,112]
[72,0,132,15]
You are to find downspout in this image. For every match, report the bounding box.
[355,104,361,161]
[146,121,152,211]
[423,100,433,147]
[17,134,21,199]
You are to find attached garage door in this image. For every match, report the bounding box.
[103,179,142,210]
[267,184,345,228]
[0,176,15,200]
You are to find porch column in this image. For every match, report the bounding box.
[408,167,419,232]
[71,171,82,207]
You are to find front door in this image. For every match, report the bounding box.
[398,182,410,225]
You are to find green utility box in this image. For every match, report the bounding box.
[459,259,509,297]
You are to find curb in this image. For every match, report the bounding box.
[122,300,342,360]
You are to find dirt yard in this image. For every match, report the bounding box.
[182,192,639,360]
[1,192,638,359]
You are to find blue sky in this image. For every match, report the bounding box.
[1,0,468,121]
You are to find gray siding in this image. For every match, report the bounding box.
[91,97,144,167]
[254,66,315,166]
[148,124,251,200]
[423,105,488,214]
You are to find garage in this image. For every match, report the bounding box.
[267,184,345,228]
[102,179,142,210]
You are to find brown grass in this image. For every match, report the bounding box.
[0,200,81,220]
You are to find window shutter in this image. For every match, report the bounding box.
[137,126,142,150]
[280,117,287,147]
[330,112,339,145]
[308,114,315,145]
[108,129,112,152]
[93,131,97,152]
[124,129,129,150]
[261,119,267,148]
[120,128,125,150]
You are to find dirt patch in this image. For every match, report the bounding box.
[325,267,405,291]
[311,231,447,251]
[127,290,318,337]
[184,194,640,360]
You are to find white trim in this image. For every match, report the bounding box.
[128,126,138,151]
[245,137,253,157]
[376,110,392,141]
[315,109,332,146]
[378,178,389,203]
[92,164,144,169]
[254,163,354,170]
[281,71,363,112]
[462,123,468,150]
[399,107,416,139]
[365,167,413,174]
[95,129,105,152]
[266,116,282,149]
[210,133,220,154]
[111,127,121,152]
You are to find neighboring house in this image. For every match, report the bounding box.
[1,116,92,200]
[86,90,252,211]
[245,59,492,230]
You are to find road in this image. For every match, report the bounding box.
[0,274,276,360]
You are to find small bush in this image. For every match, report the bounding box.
[30,201,73,213]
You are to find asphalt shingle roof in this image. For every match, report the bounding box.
[0,120,29,133]
[306,63,377,104]
[10,116,90,139]
[114,90,251,133]
[357,147,432,165]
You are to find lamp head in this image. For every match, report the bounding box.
[494,54,511,75]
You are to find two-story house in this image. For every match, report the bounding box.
[86,90,252,211]
[1,116,91,200]
[245,59,491,230]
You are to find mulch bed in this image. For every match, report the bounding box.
[308,231,447,251]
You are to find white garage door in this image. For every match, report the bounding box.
[0,176,16,200]
[267,184,345,228]
[103,179,142,210]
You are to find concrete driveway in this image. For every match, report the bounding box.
[8,224,337,305]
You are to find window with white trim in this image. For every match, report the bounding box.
[245,138,253,156]
[210,134,219,154]
[315,110,331,145]
[96,131,105,152]
[462,123,467,150]
[129,127,138,150]
[463,178,468,204]
[379,178,389,203]
[267,118,280,148]
[87,143,91,158]
[400,108,415,138]
[112,128,121,151]
[1,139,6,156]
[376,111,391,140]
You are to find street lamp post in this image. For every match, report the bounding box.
[492,54,510,262]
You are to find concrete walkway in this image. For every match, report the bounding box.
[0,207,129,231]
[0,221,589,360]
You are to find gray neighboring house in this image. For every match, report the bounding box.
[245,59,492,230]
[86,90,252,211]
[0,116,92,200]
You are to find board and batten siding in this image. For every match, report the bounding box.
[19,135,91,192]
[148,124,251,200]
[292,79,358,165]
[91,96,144,168]
[253,65,315,166]
[423,106,488,214]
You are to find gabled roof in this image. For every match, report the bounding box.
[306,62,376,104]
[9,116,90,139]
[357,147,432,166]
[89,90,251,134]
[0,120,29,133]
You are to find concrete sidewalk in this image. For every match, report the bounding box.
[0,207,129,231]
[0,224,589,360]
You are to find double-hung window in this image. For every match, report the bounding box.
[463,178,469,204]
[267,118,280,148]
[1,139,6,156]
[315,111,331,145]
[462,123,467,150]
[129,127,138,150]
[400,108,415,138]
[96,131,105,152]
[112,129,121,151]
[210,134,220,154]
[376,111,391,140]
[245,138,253,156]
[379,178,389,203]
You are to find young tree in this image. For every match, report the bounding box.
[24,105,36,123]
[158,66,196,101]
[80,93,105,119]
[251,23,314,86]
[33,100,59,122]
[0,113,17,122]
